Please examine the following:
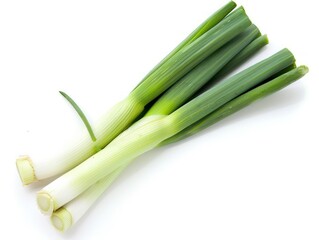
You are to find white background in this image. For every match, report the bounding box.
[1,0,318,239]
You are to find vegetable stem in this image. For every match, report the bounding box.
[16,5,251,184]
[161,65,308,145]
[36,49,295,215]
[49,65,308,231]
[131,7,252,104]
[214,34,269,79]
[51,167,123,232]
[145,24,260,116]
[134,1,237,90]
[171,49,295,130]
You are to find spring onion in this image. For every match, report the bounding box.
[36,49,295,215]
[14,1,309,233]
[50,65,308,232]
[49,31,271,231]
[16,3,251,185]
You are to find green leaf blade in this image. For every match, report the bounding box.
[59,91,97,142]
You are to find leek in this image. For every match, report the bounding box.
[50,31,270,231]
[13,0,308,233]
[16,3,250,185]
[36,49,295,215]
[50,65,308,232]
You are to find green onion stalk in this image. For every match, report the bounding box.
[161,65,308,145]
[50,32,271,231]
[144,24,261,116]
[51,65,307,232]
[37,49,295,217]
[17,2,252,185]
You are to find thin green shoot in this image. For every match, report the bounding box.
[59,91,97,142]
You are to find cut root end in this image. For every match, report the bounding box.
[51,207,73,232]
[299,65,309,75]
[16,155,37,185]
[37,192,55,215]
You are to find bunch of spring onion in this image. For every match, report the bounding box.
[15,1,308,232]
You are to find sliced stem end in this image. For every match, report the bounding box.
[298,65,309,75]
[51,207,73,232]
[16,156,37,185]
[37,192,55,215]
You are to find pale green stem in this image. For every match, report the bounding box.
[17,5,250,185]
[37,49,294,215]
